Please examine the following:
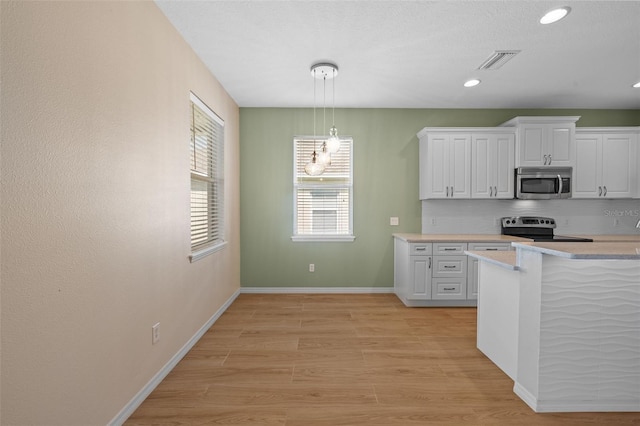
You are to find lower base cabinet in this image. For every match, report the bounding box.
[394,238,512,307]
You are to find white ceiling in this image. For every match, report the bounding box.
[155,1,640,109]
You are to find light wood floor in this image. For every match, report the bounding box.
[126,293,640,425]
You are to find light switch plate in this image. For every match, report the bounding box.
[390,217,399,226]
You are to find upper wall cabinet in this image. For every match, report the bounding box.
[419,131,471,199]
[471,132,515,199]
[573,128,639,199]
[500,116,580,167]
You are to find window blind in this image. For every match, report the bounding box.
[293,138,353,237]
[190,93,224,251]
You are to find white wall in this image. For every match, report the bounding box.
[422,199,640,235]
[1,1,240,424]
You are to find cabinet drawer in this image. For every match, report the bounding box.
[432,278,466,300]
[467,243,512,251]
[433,242,467,255]
[410,243,432,255]
[433,255,467,277]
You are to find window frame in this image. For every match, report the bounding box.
[292,136,355,242]
[189,92,226,262]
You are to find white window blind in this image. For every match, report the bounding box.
[190,93,224,257]
[293,137,354,241]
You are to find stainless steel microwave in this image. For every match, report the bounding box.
[515,167,572,199]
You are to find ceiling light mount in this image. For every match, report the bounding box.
[311,63,338,79]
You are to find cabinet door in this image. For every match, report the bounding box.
[471,134,492,198]
[472,133,515,199]
[449,135,471,198]
[409,256,432,300]
[517,123,574,167]
[601,134,637,198]
[420,133,470,199]
[519,125,546,166]
[420,135,448,199]
[493,134,515,198]
[573,134,601,198]
[547,124,574,166]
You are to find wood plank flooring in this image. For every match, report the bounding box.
[125,293,640,425]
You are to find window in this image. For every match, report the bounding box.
[293,137,354,242]
[189,93,225,261]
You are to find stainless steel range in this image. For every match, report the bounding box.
[501,216,593,242]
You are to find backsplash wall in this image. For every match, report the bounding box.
[422,199,640,235]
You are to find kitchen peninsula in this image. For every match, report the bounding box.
[467,241,640,413]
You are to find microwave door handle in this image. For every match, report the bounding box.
[557,175,563,195]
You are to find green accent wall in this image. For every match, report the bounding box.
[240,108,639,288]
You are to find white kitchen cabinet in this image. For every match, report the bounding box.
[471,132,515,199]
[500,116,580,167]
[573,128,639,199]
[432,243,467,300]
[394,239,432,303]
[466,242,513,300]
[419,132,471,199]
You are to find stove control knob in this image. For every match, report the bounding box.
[550,219,555,224]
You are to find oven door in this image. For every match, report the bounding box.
[515,167,572,199]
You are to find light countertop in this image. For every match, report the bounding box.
[512,241,640,260]
[569,234,640,242]
[393,233,530,243]
[465,250,518,270]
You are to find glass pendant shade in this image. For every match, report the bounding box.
[317,142,331,166]
[326,126,340,153]
[304,151,325,176]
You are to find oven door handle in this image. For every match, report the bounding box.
[557,174,563,196]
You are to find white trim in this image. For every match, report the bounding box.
[189,91,224,126]
[241,287,394,294]
[108,288,241,426]
[189,241,227,263]
[291,235,356,242]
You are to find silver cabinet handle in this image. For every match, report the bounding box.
[443,248,457,251]
[598,186,602,196]
[450,186,453,196]
[443,265,456,269]
[603,186,607,196]
[543,155,548,165]
[494,186,498,196]
[443,287,456,291]
[486,248,498,251]
[416,247,426,251]
[446,186,449,197]
[428,257,432,268]
[548,155,552,165]
[489,186,493,197]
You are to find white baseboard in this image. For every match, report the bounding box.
[109,288,241,426]
[241,287,394,294]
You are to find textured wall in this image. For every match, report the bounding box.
[1,1,240,424]
[240,108,639,289]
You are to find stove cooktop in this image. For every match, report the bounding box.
[501,216,593,243]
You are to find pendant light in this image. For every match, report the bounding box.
[325,65,340,154]
[304,66,326,176]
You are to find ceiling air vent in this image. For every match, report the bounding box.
[477,50,520,70]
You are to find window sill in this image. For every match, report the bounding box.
[189,241,227,263]
[291,235,356,243]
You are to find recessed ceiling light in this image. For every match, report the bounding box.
[633,81,640,88]
[540,7,571,24]
[464,79,481,88]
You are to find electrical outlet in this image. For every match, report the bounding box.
[613,218,620,226]
[390,217,399,226]
[430,217,436,225]
[309,263,315,272]
[152,323,160,345]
